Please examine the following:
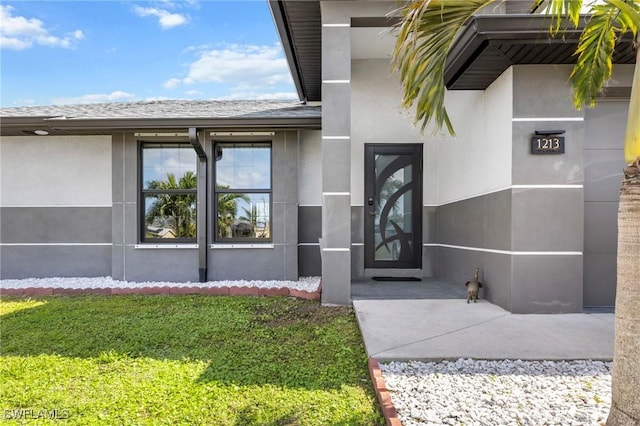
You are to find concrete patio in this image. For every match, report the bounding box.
[352,279,614,362]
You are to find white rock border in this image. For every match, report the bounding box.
[0,276,321,292]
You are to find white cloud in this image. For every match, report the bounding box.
[163,78,182,89]
[166,43,295,99]
[0,5,84,50]
[133,6,188,29]
[52,91,136,105]
[185,44,292,86]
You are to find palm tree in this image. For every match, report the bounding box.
[392,1,639,424]
[216,185,250,238]
[146,171,197,238]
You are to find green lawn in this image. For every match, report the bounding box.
[0,295,383,425]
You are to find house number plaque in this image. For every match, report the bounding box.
[531,135,565,154]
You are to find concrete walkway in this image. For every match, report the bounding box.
[352,282,614,361]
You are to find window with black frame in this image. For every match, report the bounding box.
[140,143,197,242]
[214,142,271,241]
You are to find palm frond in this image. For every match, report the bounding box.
[539,0,583,32]
[607,0,640,30]
[392,0,496,135]
[570,1,635,108]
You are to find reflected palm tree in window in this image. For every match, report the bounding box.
[216,185,250,239]
[145,171,197,239]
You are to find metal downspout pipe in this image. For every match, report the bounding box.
[189,127,208,283]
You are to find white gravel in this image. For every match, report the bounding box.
[0,276,321,292]
[381,358,611,426]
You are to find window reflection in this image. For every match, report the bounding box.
[215,143,271,241]
[217,193,270,239]
[141,144,197,242]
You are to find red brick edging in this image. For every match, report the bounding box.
[368,358,402,426]
[0,285,321,300]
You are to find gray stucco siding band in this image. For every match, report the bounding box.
[1,245,111,279]
[1,206,112,244]
[298,206,322,244]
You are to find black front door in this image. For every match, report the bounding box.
[364,144,422,269]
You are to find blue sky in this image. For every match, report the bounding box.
[0,1,298,107]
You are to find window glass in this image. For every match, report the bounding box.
[217,193,270,239]
[141,144,197,242]
[216,144,271,189]
[215,143,271,241]
[143,145,197,189]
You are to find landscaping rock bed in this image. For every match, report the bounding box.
[380,358,612,426]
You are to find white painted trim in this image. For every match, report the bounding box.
[351,243,364,246]
[298,204,322,207]
[322,248,350,252]
[425,243,582,256]
[512,117,584,122]
[322,23,350,27]
[512,184,583,189]
[210,131,275,136]
[322,80,350,84]
[323,192,350,196]
[298,243,320,246]
[135,244,198,249]
[210,244,274,249]
[322,136,350,140]
[0,205,113,208]
[135,132,188,137]
[1,243,112,246]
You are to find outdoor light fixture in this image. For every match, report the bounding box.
[534,130,565,136]
[34,130,49,136]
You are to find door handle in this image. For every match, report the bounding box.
[368,211,376,216]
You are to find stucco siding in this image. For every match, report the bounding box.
[298,130,322,206]
[583,100,628,307]
[0,135,112,206]
[351,59,428,205]
[438,69,512,204]
[0,135,112,279]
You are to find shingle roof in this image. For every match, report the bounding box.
[0,99,321,136]
[0,99,321,120]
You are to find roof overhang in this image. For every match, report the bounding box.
[269,0,321,102]
[268,4,636,96]
[445,14,637,90]
[0,116,321,137]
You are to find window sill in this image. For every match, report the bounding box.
[134,244,198,249]
[210,243,274,249]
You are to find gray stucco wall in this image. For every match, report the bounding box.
[0,135,112,279]
[112,130,301,283]
[0,207,112,279]
[298,130,322,277]
[433,65,587,313]
[583,100,628,307]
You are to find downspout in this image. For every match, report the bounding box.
[189,127,208,283]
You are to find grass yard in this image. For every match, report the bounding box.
[0,295,383,425]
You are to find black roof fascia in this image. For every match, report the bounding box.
[0,116,321,136]
[445,14,636,90]
[268,1,321,102]
[269,0,306,102]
